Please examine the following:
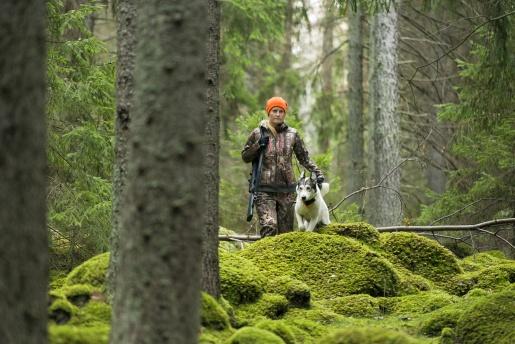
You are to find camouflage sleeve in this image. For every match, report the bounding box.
[293,132,324,178]
[241,128,261,163]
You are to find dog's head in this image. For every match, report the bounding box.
[296,171,318,203]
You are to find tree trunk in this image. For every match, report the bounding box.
[277,0,294,97]
[317,0,335,152]
[0,1,48,343]
[109,0,207,342]
[202,0,221,299]
[107,0,136,300]
[367,3,402,226]
[346,3,365,206]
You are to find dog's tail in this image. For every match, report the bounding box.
[319,182,330,197]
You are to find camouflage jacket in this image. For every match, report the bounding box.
[242,120,323,192]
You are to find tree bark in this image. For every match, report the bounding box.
[346,3,365,206]
[0,1,48,343]
[202,0,221,299]
[109,0,207,343]
[367,2,402,226]
[107,0,136,300]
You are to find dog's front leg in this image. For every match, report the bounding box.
[306,217,318,232]
[296,213,306,231]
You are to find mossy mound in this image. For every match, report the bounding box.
[418,307,463,336]
[379,232,462,282]
[220,250,266,305]
[381,291,458,316]
[226,326,286,344]
[455,289,515,344]
[394,266,433,295]
[439,328,455,344]
[460,251,510,272]
[318,222,380,245]
[281,318,327,344]
[65,253,109,291]
[322,294,381,318]
[318,327,422,344]
[265,276,311,308]
[201,292,230,330]
[220,226,247,252]
[254,319,296,344]
[283,302,346,325]
[49,324,110,344]
[235,293,289,325]
[443,262,515,295]
[239,232,400,299]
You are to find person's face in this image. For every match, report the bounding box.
[268,107,286,126]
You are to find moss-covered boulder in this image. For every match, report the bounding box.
[381,291,458,316]
[455,289,515,344]
[443,262,515,295]
[459,251,511,272]
[323,294,381,318]
[318,222,380,245]
[380,232,462,282]
[201,292,230,330]
[265,276,311,308]
[418,307,463,336]
[49,324,110,344]
[394,266,433,296]
[283,302,346,325]
[254,319,296,344]
[65,253,110,291]
[239,232,400,299]
[226,326,286,344]
[318,327,422,344]
[439,328,455,344]
[282,318,327,344]
[220,250,266,305]
[235,293,289,325]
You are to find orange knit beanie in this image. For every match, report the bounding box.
[265,96,288,114]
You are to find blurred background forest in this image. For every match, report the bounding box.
[46,0,514,272]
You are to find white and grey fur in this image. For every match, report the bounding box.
[295,171,330,231]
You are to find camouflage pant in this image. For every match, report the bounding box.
[255,192,295,237]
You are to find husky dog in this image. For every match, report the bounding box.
[295,171,330,231]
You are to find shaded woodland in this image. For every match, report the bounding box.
[0,0,513,343]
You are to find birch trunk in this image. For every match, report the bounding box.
[367,3,402,226]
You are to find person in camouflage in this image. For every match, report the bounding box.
[242,96,325,237]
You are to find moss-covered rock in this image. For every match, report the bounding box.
[282,318,327,344]
[69,301,112,326]
[418,307,463,336]
[49,298,78,325]
[460,251,510,271]
[65,253,110,291]
[394,266,433,296]
[318,222,380,245]
[226,326,286,344]
[283,302,346,325]
[455,289,515,344]
[443,262,515,295]
[254,319,296,344]
[323,294,381,318]
[380,291,458,316]
[235,294,289,324]
[201,292,230,330]
[239,232,400,299]
[439,327,455,344]
[318,327,422,344]
[49,324,110,344]
[265,276,310,308]
[380,232,462,282]
[219,226,247,252]
[220,250,266,305]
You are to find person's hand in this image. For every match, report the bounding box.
[316,175,325,186]
[258,135,269,149]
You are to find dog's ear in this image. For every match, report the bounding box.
[300,170,305,180]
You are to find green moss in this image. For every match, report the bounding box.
[265,276,310,308]
[49,324,109,344]
[226,326,286,344]
[465,288,490,298]
[201,292,230,330]
[65,253,109,291]
[455,289,515,344]
[254,319,296,344]
[220,250,266,305]
[383,291,458,316]
[220,226,247,252]
[235,294,289,324]
[439,328,455,344]
[394,266,433,296]
[318,327,422,344]
[49,298,78,320]
[283,302,346,325]
[443,262,515,295]
[318,222,380,245]
[323,294,381,318]
[240,232,400,299]
[380,232,462,282]
[418,307,463,336]
[69,301,112,326]
[460,251,510,271]
[282,318,327,344]
[50,270,67,290]
[199,328,235,343]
